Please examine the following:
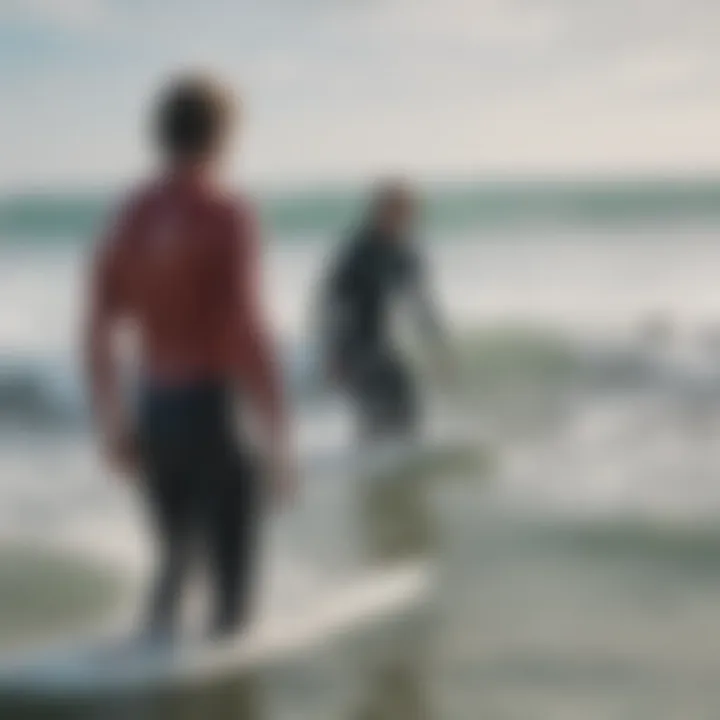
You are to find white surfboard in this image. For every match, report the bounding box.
[357,430,485,485]
[0,560,432,701]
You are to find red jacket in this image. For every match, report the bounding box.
[87,173,283,428]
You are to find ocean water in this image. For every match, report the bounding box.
[3,178,720,717]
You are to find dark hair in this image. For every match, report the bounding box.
[154,75,235,162]
[370,178,416,218]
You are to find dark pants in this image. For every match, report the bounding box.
[346,349,419,439]
[138,382,259,639]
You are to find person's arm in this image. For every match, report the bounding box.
[84,206,133,475]
[227,203,294,500]
[406,248,456,384]
[407,249,446,345]
[316,243,356,383]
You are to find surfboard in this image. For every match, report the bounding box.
[358,430,487,486]
[0,560,432,701]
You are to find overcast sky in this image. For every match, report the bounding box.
[2,0,720,190]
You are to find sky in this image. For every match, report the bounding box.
[2,0,720,190]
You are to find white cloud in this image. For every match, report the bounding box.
[2,0,720,188]
[339,0,566,49]
[0,0,110,30]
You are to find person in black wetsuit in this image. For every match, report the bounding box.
[320,180,447,439]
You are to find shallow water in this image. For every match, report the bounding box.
[4,210,720,716]
[4,388,720,718]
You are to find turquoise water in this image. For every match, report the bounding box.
[3,177,720,244]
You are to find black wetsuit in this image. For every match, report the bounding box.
[322,226,440,437]
[138,382,259,638]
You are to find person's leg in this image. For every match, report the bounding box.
[384,356,420,437]
[204,448,260,637]
[365,352,420,439]
[138,385,209,640]
[351,352,397,441]
[142,451,195,639]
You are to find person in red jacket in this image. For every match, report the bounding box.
[85,75,294,639]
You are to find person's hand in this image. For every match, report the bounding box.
[267,444,298,509]
[434,346,459,392]
[326,364,343,387]
[323,354,347,387]
[101,419,138,479]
